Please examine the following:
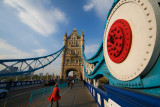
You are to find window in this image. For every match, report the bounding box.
[66,59,69,64]
[76,60,79,63]
[67,59,69,63]
[71,50,74,54]
[71,59,74,63]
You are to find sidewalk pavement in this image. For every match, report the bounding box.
[48,81,98,107]
[34,81,97,107]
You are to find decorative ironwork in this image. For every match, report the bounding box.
[0,47,64,76]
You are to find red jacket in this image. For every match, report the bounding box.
[48,87,61,101]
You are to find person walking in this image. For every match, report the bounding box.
[70,80,74,89]
[6,79,12,90]
[48,83,61,107]
[68,80,70,87]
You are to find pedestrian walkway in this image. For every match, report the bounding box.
[48,81,98,107]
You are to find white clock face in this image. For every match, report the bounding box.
[103,0,160,81]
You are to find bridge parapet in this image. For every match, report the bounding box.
[85,81,160,107]
[0,80,42,89]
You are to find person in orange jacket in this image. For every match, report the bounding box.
[48,83,61,107]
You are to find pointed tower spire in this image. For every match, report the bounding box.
[81,29,84,35]
[81,29,84,48]
[64,29,67,36]
[64,29,67,41]
[81,29,84,39]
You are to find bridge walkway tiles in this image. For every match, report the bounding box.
[48,81,98,107]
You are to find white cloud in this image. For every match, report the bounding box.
[4,0,68,37]
[83,0,114,19]
[34,40,40,46]
[0,39,33,59]
[33,49,47,56]
[83,3,94,11]
[85,44,99,54]
[0,38,61,75]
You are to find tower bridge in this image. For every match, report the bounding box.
[60,28,84,80]
[0,0,160,107]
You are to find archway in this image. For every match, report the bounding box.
[65,68,82,80]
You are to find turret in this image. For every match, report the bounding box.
[81,29,84,47]
[81,29,84,40]
[63,30,67,46]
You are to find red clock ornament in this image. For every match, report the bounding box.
[107,19,132,63]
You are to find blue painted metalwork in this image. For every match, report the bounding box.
[0,80,42,89]
[83,42,144,89]
[28,82,68,107]
[85,81,160,107]
[104,0,119,28]
[82,0,160,97]
[0,46,64,76]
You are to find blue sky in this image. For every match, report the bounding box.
[0,0,114,75]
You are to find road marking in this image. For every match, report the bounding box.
[60,87,70,96]
[72,89,77,107]
[72,83,79,107]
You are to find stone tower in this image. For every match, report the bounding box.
[60,28,84,80]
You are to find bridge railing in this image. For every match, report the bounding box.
[85,81,160,107]
[0,80,42,89]
[28,82,68,107]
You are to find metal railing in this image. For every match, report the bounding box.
[28,82,68,107]
[85,81,160,107]
[0,80,42,89]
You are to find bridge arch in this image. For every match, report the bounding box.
[65,68,82,80]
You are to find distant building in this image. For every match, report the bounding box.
[24,72,33,77]
[39,73,43,76]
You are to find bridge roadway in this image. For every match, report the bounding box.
[33,81,98,107]
[0,81,97,107]
[57,81,97,107]
[0,84,45,107]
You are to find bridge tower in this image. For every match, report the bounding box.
[60,28,84,80]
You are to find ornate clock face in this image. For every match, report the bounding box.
[103,0,160,81]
